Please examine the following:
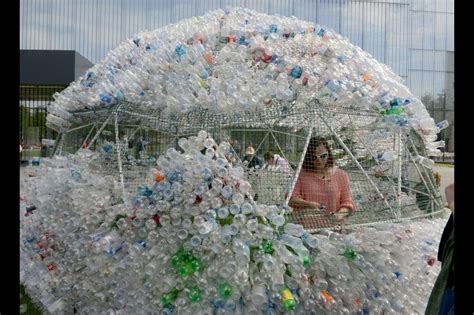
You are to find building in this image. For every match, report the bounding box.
[20,0,454,152]
[20,50,93,159]
[444,51,454,152]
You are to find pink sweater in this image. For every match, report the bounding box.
[291,167,356,214]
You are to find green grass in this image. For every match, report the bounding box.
[20,285,42,315]
[434,162,454,168]
[21,149,42,159]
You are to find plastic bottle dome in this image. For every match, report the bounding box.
[47,8,445,229]
[20,9,450,313]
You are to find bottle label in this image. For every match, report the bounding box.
[281,289,293,302]
[321,290,333,302]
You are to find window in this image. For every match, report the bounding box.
[422,12,435,50]
[422,71,434,97]
[408,70,423,97]
[317,0,341,33]
[410,50,423,70]
[411,0,425,11]
[434,13,447,50]
[362,1,385,62]
[447,0,454,13]
[447,13,454,50]
[268,0,293,15]
[293,0,314,22]
[410,12,424,49]
[434,51,446,71]
[435,0,447,12]
[424,0,436,11]
[422,50,434,71]
[340,1,364,47]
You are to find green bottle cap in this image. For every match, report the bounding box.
[161,288,179,305]
[188,287,202,302]
[178,264,189,277]
[190,259,203,273]
[262,240,274,254]
[176,249,189,261]
[218,282,233,299]
[301,256,311,268]
[342,248,358,261]
[283,299,297,311]
[170,254,181,268]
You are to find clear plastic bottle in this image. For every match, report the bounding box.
[21,10,448,313]
[435,120,449,131]
[415,155,435,169]
[283,223,305,237]
[301,232,318,248]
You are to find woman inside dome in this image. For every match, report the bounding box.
[289,136,356,225]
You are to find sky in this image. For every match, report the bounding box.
[20,0,454,98]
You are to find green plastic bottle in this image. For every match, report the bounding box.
[161,288,180,305]
[301,255,311,268]
[281,287,296,311]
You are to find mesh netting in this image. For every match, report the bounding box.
[56,100,444,231]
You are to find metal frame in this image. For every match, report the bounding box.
[56,98,445,228]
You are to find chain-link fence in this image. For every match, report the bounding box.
[20,85,63,160]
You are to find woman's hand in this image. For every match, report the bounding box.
[289,197,321,210]
[308,201,321,209]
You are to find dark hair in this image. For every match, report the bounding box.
[264,151,274,161]
[302,137,334,171]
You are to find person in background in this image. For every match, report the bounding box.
[434,172,442,188]
[135,137,143,159]
[225,150,237,165]
[233,139,242,156]
[242,146,263,169]
[426,183,454,315]
[225,140,238,165]
[289,136,356,222]
[264,151,291,172]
